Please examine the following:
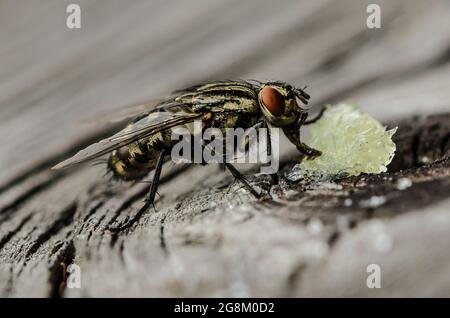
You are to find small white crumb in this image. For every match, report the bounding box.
[283,190,299,198]
[319,182,343,190]
[344,198,353,207]
[368,221,394,253]
[286,166,305,182]
[373,233,394,253]
[359,196,386,208]
[396,177,412,190]
[307,218,324,235]
[208,201,217,209]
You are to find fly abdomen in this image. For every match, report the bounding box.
[108,141,159,180]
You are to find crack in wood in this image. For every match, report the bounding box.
[48,241,76,298]
[25,203,77,260]
[0,172,66,223]
[160,216,168,256]
[0,214,32,252]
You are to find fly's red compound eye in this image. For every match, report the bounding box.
[260,86,285,117]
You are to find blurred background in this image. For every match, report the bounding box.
[1,0,449,185]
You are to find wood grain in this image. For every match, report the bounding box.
[0,0,449,297]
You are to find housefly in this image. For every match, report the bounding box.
[53,80,323,207]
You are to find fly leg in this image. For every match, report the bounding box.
[297,142,322,160]
[304,106,326,125]
[224,163,261,199]
[108,149,166,233]
[296,112,322,160]
[236,120,278,186]
[203,130,261,199]
[262,122,279,185]
[144,148,166,209]
[283,112,322,159]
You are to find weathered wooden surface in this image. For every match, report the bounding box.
[0,0,450,297]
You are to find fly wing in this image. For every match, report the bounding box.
[83,82,240,124]
[53,80,259,170]
[81,98,177,124]
[52,110,203,170]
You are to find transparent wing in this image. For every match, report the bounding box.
[52,111,202,170]
[81,98,174,124]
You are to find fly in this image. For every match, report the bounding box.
[53,80,324,208]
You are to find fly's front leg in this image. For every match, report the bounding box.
[297,112,322,159]
[283,112,322,160]
[296,143,322,160]
[304,106,326,125]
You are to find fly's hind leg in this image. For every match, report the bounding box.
[109,148,167,233]
[144,148,166,209]
[224,163,261,199]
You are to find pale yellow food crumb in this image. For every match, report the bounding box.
[298,103,397,177]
